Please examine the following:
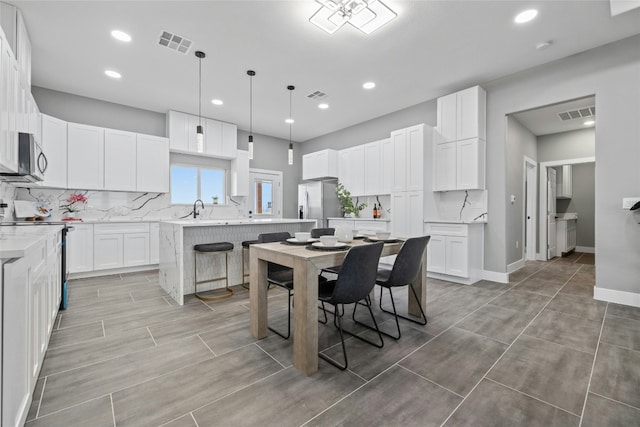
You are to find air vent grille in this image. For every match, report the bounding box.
[158,31,192,54]
[307,90,328,100]
[557,106,595,121]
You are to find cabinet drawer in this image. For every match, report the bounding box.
[356,220,388,232]
[94,223,150,235]
[425,223,468,237]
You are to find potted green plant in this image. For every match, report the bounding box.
[336,182,366,218]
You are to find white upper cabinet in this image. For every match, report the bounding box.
[230,149,250,197]
[348,145,365,196]
[456,138,485,190]
[15,10,31,87]
[556,165,572,199]
[204,118,222,155]
[136,134,169,193]
[364,141,381,196]
[67,123,104,190]
[221,122,238,159]
[303,149,338,181]
[104,128,137,192]
[337,149,350,189]
[434,141,456,191]
[436,85,486,143]
[40,114,67,188]
[1,33,19,173]
[167,110,237,159]
[391,124,424,192]
[381,138,393,194]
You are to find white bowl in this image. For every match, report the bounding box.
[295,232,311,242]
[375,231,391,240]
[320,235,338,246]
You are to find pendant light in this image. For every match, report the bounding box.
[287,85,295,165]
[195,50,205,153]
[247,70,255,160]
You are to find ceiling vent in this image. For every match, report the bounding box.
[158,31,192,54]
[557,106,595,121]
[307,90,328,100]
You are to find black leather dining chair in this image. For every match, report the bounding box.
[258,232,293,339]
[310,228,335,238]
[318,241,384,370]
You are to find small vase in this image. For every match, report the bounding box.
[344,212,354,218]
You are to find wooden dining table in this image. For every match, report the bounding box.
[249,238,427,376]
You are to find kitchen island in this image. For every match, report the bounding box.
[159,219,315,304]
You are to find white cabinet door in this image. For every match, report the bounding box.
[390,192,407,238]
[221,122,238,159]
[328,219,355,230]
[337,150,350,189]
[186,114,200,153]
[67,224,94,273]
[204,118,222,156]
[356,220,388,233]
[434,142,456,191]
[457,87,480,141]
[123,233,150,267]
[349,145,365,196]
[381,138,393,194]
[0,36,19,173]
[94,234,124,270]
[104,129,137,191]
[437,92,457,143]
[136,134,169,193]
[168,110,188,151]
[231,150,250,197]
[149,223,160,264]
[391,129,406,192]
[406,125,424,191]
[40,114,67,188]
[446,236,468,277]
[427,235,446,273]
[67,123,104,190]
[364,141,381,196]
[457,138,484,190]
[406,190,424,237]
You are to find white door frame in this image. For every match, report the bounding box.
[538,157,595,261]
[249,168,283,218]
[523,156,538,261]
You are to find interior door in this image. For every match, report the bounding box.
[547,167,557,259]
[525,162,537,260]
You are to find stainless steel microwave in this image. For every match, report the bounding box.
[0,133,47,183]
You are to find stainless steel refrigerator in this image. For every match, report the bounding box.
[298,180,340,228]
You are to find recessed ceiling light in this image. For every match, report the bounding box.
[104,70,121,79]
[318,103,329,109]
[211,99,223,106]
[363,82,376,89]
[584,120,595,126]
[285,118,295,124]
[515,9,538,24]
[111,30,131,42]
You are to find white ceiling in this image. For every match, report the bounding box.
[511,96,596,136]
[10,1,640,142]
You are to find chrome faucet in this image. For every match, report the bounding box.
[193,199,205,219]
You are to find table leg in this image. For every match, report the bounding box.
[250,253,268,339]
[293,258,319,375]
[408,249,427,317]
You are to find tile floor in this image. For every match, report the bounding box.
[25,252,640,426]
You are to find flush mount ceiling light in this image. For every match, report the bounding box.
[515,9,538,24]
[104,69,121,79]
[211,99,223,106]
[110,30,131,42]
[287,85,295,165]
[195,50,205,153]
[318,103,329,109]
[362,81,376,89]
[310,0,397,35]
[584,120,595,126]
[247,70,255,160]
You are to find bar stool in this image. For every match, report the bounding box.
[194,242,234,301]
[241,240,259,289]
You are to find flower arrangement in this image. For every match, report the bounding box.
[336,181,366,218]
[61,193,88,214]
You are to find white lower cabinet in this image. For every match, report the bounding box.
[424,222,484,285]
[123,233,150,267]
[557,219,577,255]
[93,223,150,271]
[327,219,390,234]
[149,223,160,264]
[94,233,124,270]
[67,224,94,273]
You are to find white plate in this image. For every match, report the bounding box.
[312,241,348,249]
[286,237,318,244]
[367,236,397,242]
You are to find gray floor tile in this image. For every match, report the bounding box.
[445,379,579,427]
[38,336,212,416]
[26,395,114,427]
[308,365,461,427]
[528,269,573,285]
[26,377,45,422]
[456,305,535,345]
[601,314,640,351]
[67,291,133,310]
[112,345,283,426]
[513,277,563,297]
[400,327,507,396]
[48,322,104,349]
[422,287,499,335]
[488,289,551,315]
[40,327,155,377]
[546,293,606,322]
[59,296,171,328]
[426,280,460,300]
[524,309,601,354]
[162,414,198,427]
[471,280,511,292]
[130,285,170,301]
[608,303,640,322]
[581,393,640,427]
[559,280,594,298]
[198,318,257,355]
[509,265,544,284]
[487,335,593,415]
[193,363,364,427]
[590,343,640,409]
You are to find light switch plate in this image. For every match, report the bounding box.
[623,197,640,209]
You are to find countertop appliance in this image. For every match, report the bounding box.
[0,133,47,183]
[298,180,340,229]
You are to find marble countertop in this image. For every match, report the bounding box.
[327,217,391,222]
[0,225,65,259]
[424,218,488,224]
[162,218,317,227]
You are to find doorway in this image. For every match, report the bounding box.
[249,169,283,218]
[524,157,537,261]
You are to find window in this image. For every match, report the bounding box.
[254,179,273,215]
[171,165,225,204]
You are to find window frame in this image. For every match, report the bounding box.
[170,162,227,206]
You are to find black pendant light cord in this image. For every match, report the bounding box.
[198,54,202,128]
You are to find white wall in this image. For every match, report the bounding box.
[537,128,595,162]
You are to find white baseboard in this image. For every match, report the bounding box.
[69,265,158,280]
[594,287,640,308]
[508,259,525,273]
[482,270,509,284]
[576,246,595,254]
